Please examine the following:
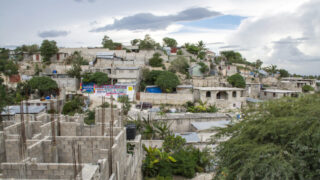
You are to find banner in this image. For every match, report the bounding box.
[80,83,95,93]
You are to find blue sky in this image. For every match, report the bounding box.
[0,0,319,75]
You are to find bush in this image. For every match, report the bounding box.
[227,73,246,88]
[28,76,58,97]
[302,85,314,92]
[149,53,163,67]
[155,71,180,93]
[82,72,109,85]
[62,96,84,115]
[171,148,197,178]
[197,62,209,74]
[163,135,186,153]
[84,110,95,125]
[169,57,189,74]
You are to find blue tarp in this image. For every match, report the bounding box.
[146,87,162,93]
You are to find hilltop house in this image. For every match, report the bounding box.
[193,87,246,109]
[259,89,300,100]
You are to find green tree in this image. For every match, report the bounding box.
[82,72,109,85]
[212,94,320,180]
[3,60,19,76]
[169,56,189,74]
[264,64,278,75]
[227,73,246,88]
[302,85,314,92]
[65,51,88,65]
[279,68,290,77]
[155,71,180,93]
[163,135,186,153]
[254,59,263,69]
[62,96,85,115]
[84,109,95,125]
[177,49,183,55]
[197,62,209,74]
[163,37,177,48]
[102,35,114,49]
[67,63,82,79]
[139,34,156,50]
[40,40,58,63]
[149,53,163,67]
[186,44,200,55]
[131,39,140,46]
[28,76,58,97]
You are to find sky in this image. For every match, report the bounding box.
[0,0,319,75]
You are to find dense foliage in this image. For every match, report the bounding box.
[155,71,180,93]
[139,34,158,50]
[28,76,58,97]
[142,134,214,179]
[82,72,109,85]
[220,51,252,65]
[279,68,290,77]
[212,94,320,180]
[184,101,218,113]
[302,85,314,92]
[84,109,95,125]
[169,56,189,74]
[197,62,209,74]
[102,35,122,50]
[149,53,164,67]
[62,96,85,115]
[227,73,246,88]
[163,37,177,48]
[40,40,59,63]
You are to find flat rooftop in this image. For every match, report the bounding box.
[262,89,299,93]
[191,120,230,131]
[194,87,245,91]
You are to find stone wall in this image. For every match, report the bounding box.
[1,162,86,179]
[0,131,5,163]
[139,92,194,105]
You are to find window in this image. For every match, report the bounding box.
[216,91,228,100]
[206,91,211,98]
[232,91,237,98]
[273,93,276,97]
[264,92,267,96]
[57,54,60,60]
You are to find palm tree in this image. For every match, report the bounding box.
[197,40,205,51]
[266,64,278,76]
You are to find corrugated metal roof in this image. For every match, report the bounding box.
[191,120,230,131]
[175,132,200,142]
[262,89,298,93]
[116,67,139,70]
[194,87,244,91]
[96,52,114,59]
[1,105,46,115]
[246,97,264,103]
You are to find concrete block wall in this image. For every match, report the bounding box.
[95,108,120,124]
[27,140,44,163]
[1,162,83,179]
[139,92,194,105]
[0,131,5,163]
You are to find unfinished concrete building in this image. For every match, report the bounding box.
[0,107,142,180]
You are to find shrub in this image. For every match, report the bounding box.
[62,96,84,115]
[227,73,246,88]
[163,135,186,153]
[28,76,58,97]
[155,71,180,93]
[169,56,189,74]
[84,109,95,125]
[82,72,109,85]
[149,53,163,67]
[197,62,209,74]
[302,85,314,92]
